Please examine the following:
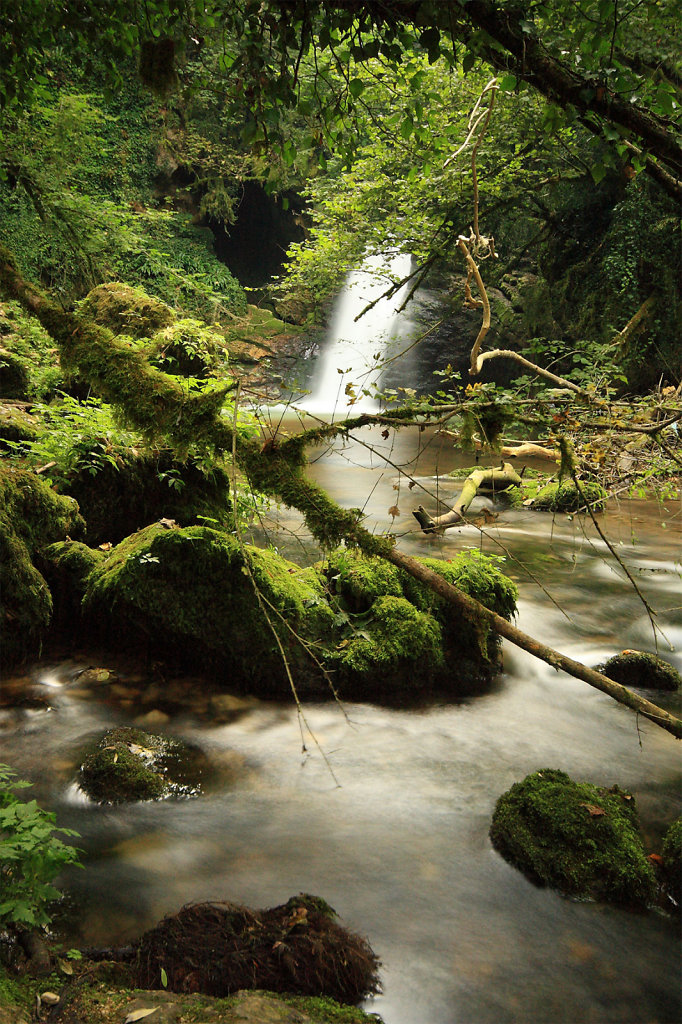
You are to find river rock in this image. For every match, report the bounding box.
[490,769,656,905]
[78,727,206,804]
[598,650,681,691]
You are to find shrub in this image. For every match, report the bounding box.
[0,764,81,929]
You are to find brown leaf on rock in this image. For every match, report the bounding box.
[580,803,605,817]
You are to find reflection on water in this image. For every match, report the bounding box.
[1,422,680,1024]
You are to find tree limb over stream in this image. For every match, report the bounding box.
[0,248,680,739]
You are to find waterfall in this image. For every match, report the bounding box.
[299,251,415,415]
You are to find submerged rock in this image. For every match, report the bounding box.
[598,650,681,691]
[78,727,206,804]
[490,769,656,906]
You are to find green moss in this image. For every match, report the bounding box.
[0,463,84,665]
[532,480,607,513]
[84,524,335,695]
[0,301,64,399]
[0,346,29,398]
[324,549,403,612]
[599,651,681,692]
[661,817,681,905]
[78,727,200,804]
[0,403,40,445]
[338,595,443,695]
[490,769,656,905]
[147,318,229,378]
[62,447,233,544]
[76,283,174,338]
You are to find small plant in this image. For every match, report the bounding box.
[0,764,82,929]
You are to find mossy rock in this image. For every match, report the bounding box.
[324,550,404,613]
[661,817,681,906]
[78,727,204,804]
[598,650,681,691]
[322,549,518,697]
[77,283,174,339]
[147,318,229,378]
[61,447,233,545]
[337,595,444,696]
[0,346,30,398]
[41,540,105,629]
[84,524,336,696]
[0,403,40,446]
[490,769,656,905]
[0,464,84,666]
[531,480,607,513]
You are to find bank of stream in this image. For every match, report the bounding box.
[1,417,680,1024]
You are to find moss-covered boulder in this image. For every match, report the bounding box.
[76,283,174,339]
[42,540,104,630]
[531,480,607,513]
[0,464,83,666]
[598,650,681,691]
[84,524,336,697]
[323,548,518,697]
[338,595,444,694]
[61,447,233,545]
[0,402,40,447]
[661,817,681,906]
[490,769,656,905]
[78,727,205,804]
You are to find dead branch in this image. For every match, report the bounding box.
[413,461,522,532]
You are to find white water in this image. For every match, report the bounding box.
[299,252,416,415]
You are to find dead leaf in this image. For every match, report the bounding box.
[408,481,416,490]
[388,505,400,517]
[58,958,74,975]
[35,461,57,474]
[381,429,390,439]
[580,803,605,817]
[40,992,60,1006]
[158,517,176,529]
[98,542,113,551]
[125,1009,160,1023]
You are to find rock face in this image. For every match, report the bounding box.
[78,727,206,804]
[490,769,656,906]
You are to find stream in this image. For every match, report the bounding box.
[2,263,681,1024]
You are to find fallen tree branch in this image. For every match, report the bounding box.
[385,547,682,740]
[413,461,522,532]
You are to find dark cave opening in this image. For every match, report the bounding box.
[209,181,307,288]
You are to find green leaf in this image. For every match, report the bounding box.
[348,78,365,99]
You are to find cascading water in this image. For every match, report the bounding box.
[299,251,415,415]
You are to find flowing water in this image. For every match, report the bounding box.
[297,251,418,414]
[1,265,681,1022]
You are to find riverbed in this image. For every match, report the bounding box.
[1,419,680,1024]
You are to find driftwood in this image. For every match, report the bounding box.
[413,461,522,532]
